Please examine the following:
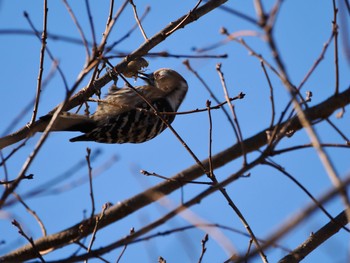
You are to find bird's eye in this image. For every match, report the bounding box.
[154,72,161,79]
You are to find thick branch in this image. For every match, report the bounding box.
[279,209,349,263]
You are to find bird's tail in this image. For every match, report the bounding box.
[0,113,96,149]
[38,112,96,132]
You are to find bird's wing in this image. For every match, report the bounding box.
[92,85,166,120]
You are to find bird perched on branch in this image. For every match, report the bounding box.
[56,68,188,143]
[0,68,188,148]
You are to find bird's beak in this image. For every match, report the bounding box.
[138,72,155,86]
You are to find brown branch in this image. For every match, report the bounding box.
[105,5,150,51]
[86,204,108,259]
[325,118,350,143]
[11,220,46,263]
[198,233,209,263]
[216,63,247,166]
[279,209,349,263]
[86,148,95,219]
[261,61,276,129]
[271,143,350,156]
[129,0,148,40]
[62,0,91,58]
[85,0,97,52]
[165,0,203,36]
[116,227,134,263]
[13,192,48,237]
[141,170,212,185]
[107,51,227,59]
[332,0,340,95]
[29,0,48,125]
[206,100,214,178]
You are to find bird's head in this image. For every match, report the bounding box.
[138,68,188,111]
[139,68,188,94]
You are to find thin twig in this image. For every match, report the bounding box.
[88,92,245,116]
[13,192,48,236]
[23,11,69,91]
[195,28,261,53]
[197,234,209,263]
[85,204,108,262]
[105,0,115,27]
[129,0,148,40]
[325,118,350,144]
[261,61,275,129]
[12,220,46,263]
[165,0,203,36]
[0,64,100,207]
[116,228,134,263]
[264,160,349,232]
[339,0,350,64]
[206,100,214,178]
[74,241,109,262]
[41,155,117,197]
[297,32,334,91]
[131,223,289,252]
[271,143,350,156]
[332,0,340,95]
[86,148,95,219]
[62,0,91,58]
[105,5,150,51]
[107,51,227,59]
[140,170,213,185]
[29,0,48,125]
[3,150,103,206]
[216,63,247,166]
[183,60,238,134]
[100,0,128,53]
[204,0,256,24]
[0,150,9,185]
[253,0,266,25]
[0,174,34,185]
[85,0,97,52]
[2,60,58,137]
[245,239,254,262]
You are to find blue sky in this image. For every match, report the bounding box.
[0,1,350,262]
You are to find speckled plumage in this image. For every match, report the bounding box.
[63,68,188,143]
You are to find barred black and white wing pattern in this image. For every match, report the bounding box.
[69,68,188,144]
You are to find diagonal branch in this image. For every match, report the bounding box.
[279,208,349,263]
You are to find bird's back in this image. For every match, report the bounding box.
[71,97,175,143]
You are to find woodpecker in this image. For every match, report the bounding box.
[44,68,188,143]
